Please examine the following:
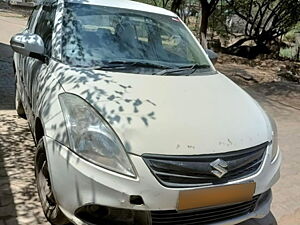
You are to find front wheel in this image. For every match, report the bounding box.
[35,139,71,225]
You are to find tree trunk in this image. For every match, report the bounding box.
[199,4,209,49]
[171,0,183,13]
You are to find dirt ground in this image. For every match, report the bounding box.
[0,6,299,225]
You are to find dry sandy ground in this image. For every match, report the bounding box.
[0,7,300,225]
[0,8,48,225]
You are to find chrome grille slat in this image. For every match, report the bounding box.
[154,171,212,180]
[143,142,267,188]
[227,159,263,178]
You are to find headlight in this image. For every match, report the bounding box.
[59,93,136,177]
[269,115,279,161]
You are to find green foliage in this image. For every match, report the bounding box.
[280,46,299,60]
[284,22,300,43]
[208,1,232,40]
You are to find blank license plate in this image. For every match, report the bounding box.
[178,182,256,211]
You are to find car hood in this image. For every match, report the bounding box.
[58,65,271,156]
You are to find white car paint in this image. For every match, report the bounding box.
[68,0,176,17]
[58,67,271,156]
[12,0,281,224]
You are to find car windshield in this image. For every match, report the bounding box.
[62,3,213,74]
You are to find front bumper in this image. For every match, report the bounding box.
[44,136,281,225]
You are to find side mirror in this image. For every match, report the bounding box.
[10,33,45,61]
[206,49,218,65]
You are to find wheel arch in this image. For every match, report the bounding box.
[35,117,45,144]
[13,60,16,74]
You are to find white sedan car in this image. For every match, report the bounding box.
[10,0,281,224]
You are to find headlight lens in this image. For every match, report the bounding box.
[59,93,135,177]
[269,116,279,161]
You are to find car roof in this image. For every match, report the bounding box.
[64,0,177,17]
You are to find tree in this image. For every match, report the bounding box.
[170,0,184,12]
[198,0,220,48]
[166,0,221,48]
[225,0,300,58]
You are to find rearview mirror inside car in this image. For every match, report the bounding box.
[10,33,45,62]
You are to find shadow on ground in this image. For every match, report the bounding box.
[0,135,18,225]
[0,42,15,110]
[0,41,48,224]
[0,42,18,224]
[245,82,300,111]
[0,111,48,224]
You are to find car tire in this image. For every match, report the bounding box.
[35,139,71,225]
[15,82,26,119]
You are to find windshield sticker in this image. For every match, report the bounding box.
[172,17,180,22]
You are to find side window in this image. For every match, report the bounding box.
[35,4,57,57]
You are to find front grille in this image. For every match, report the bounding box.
[151,194,261,225]
[143,142,268,188]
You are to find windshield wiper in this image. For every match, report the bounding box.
[153,64,211,76]
[93,61,172,70]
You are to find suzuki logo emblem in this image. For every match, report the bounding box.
[210,158,228,178]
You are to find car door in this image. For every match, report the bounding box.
[16,6,40,105]
[23,2,57,124]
